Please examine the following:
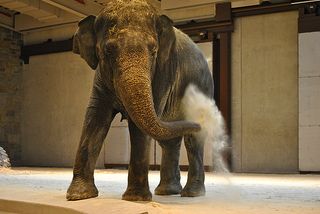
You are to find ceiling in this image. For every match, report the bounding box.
[0,0,310,32]
[0,0,105,31]
[0,0,269,32]
[0,0,306,45]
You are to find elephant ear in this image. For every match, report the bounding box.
[73,15,98,70]
[156,15,176,62]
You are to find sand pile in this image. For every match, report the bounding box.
[0,146,10,168]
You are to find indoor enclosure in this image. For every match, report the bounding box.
[0,0,320,213]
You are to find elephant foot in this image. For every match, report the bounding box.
[181,182,205,197]
[122,188,152,201]
[154,182,182,195]
[66,178,98,201]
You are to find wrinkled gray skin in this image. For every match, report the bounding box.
[67,0,214,201]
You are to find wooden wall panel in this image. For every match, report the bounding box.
[231,11,299,173]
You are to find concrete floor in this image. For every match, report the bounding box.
[0,168,319,214]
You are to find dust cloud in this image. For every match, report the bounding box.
[182,84,229,173]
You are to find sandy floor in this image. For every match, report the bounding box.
[0,168,319,214]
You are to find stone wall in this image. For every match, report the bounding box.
[0,26,23,166]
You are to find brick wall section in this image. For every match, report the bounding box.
[0,26,23,166]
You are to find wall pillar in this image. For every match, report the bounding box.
[0,26,23,166]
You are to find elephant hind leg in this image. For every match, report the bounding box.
[155,137,182,195]
[181,134,205,197]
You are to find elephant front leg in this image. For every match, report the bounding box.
[122,120,152,201]
[66,104,114,201]
[181,134,205,197]
[155,137,182,195]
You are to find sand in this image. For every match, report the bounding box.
[0,168,319,213]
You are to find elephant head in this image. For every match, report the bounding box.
[72,1,200,140]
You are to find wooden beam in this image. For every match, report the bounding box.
[0,7,14,28]
[15,13,79,31]
[212,36,220,108]
[21,38,73,64]
[215,1,232,22]
[0,0,70,22]
[232,1,305,17]
[42,0,103,17]
[215,2,232,132]
[176,20,233,35]
[298,3,320,33]
[299,15,320,33]
[219,32,231,132]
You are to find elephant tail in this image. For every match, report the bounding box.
[0,146,11,168]
[182,84,230,173]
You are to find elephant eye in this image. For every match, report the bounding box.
[105,40,118,55]
[147,40,157,56]
[150,47,157,56]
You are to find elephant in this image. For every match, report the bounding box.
[66,0,216,201]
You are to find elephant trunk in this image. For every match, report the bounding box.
[114,49,200,141]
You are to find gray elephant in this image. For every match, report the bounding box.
[66,0,215,201]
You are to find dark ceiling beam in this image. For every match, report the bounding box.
[298,2,320,33]
[299,15,320,33]
[21,39,73,64]
[232,1,315,17]
[176,20,234,35]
